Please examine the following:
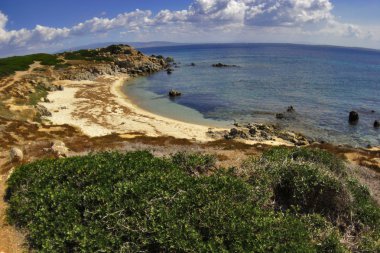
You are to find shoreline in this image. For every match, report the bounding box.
[40,74,297,146]
[40,73,380,150]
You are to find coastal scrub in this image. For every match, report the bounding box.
[6,149,380,252]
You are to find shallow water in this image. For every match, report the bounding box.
[124,43,380,147]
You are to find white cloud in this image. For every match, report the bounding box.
[0,0,377,56]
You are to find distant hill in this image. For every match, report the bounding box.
[58,41,188,52]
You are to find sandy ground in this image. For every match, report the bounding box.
[42,75,222,141]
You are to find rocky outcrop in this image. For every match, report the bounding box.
[221,123,312,146]
[57,45,168,80]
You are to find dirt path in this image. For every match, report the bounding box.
[0,62,42,93]
[0,159,26,253]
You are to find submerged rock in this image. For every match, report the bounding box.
[276,113,285,119]
[349,111,359,124]
[212,63,238,68]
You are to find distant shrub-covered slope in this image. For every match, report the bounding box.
[6,149,380,252]
[0,53,63,77]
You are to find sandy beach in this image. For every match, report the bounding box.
[42,75,225,142]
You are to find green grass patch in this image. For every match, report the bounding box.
[0,53,62,77]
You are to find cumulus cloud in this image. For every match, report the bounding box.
[0,0,375,56]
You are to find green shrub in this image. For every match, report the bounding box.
[171,152,216,175]
[7,151,339,252]
[273,163,351,218]
[262,147,347,176]
[242,147,380,251]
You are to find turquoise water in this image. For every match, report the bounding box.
[124,44,380,147]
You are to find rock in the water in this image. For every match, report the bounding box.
[287,106,295,112]
[10,147,23,162]
[276,113,284,119]
[349,111,359,124]
[190,63,196,66]
[212,63,238,68]
[374,120,380,128]
[169,89,181,97]
[35,105,52,117]
[167,68,173,74]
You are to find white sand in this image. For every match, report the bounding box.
[42,75,225,141]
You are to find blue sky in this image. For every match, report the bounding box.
[1,0,380,56]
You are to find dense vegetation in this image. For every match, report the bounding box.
[60,45,134,62]
[0,53,62,77]
[0,44,134,78]
[6,148,380,252]
[61,49,113,62]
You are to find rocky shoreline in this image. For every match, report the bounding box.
[0,44,378,165]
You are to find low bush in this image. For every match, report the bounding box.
[7,151,349,252]
[273,163,352,218]
[171,152,216,175]
[262,147,347,176]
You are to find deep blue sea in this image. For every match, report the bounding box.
[124,44,380,147]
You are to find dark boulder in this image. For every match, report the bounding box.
[348,111,359,124]
[190,63,196,66]
[276,113,284,119]
[169,89,181,97]
[249,128,256,135]
[167,68,173,75]
[374,120,380,128]
[229,128,239,136]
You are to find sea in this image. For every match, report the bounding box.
[123,43,380,147]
